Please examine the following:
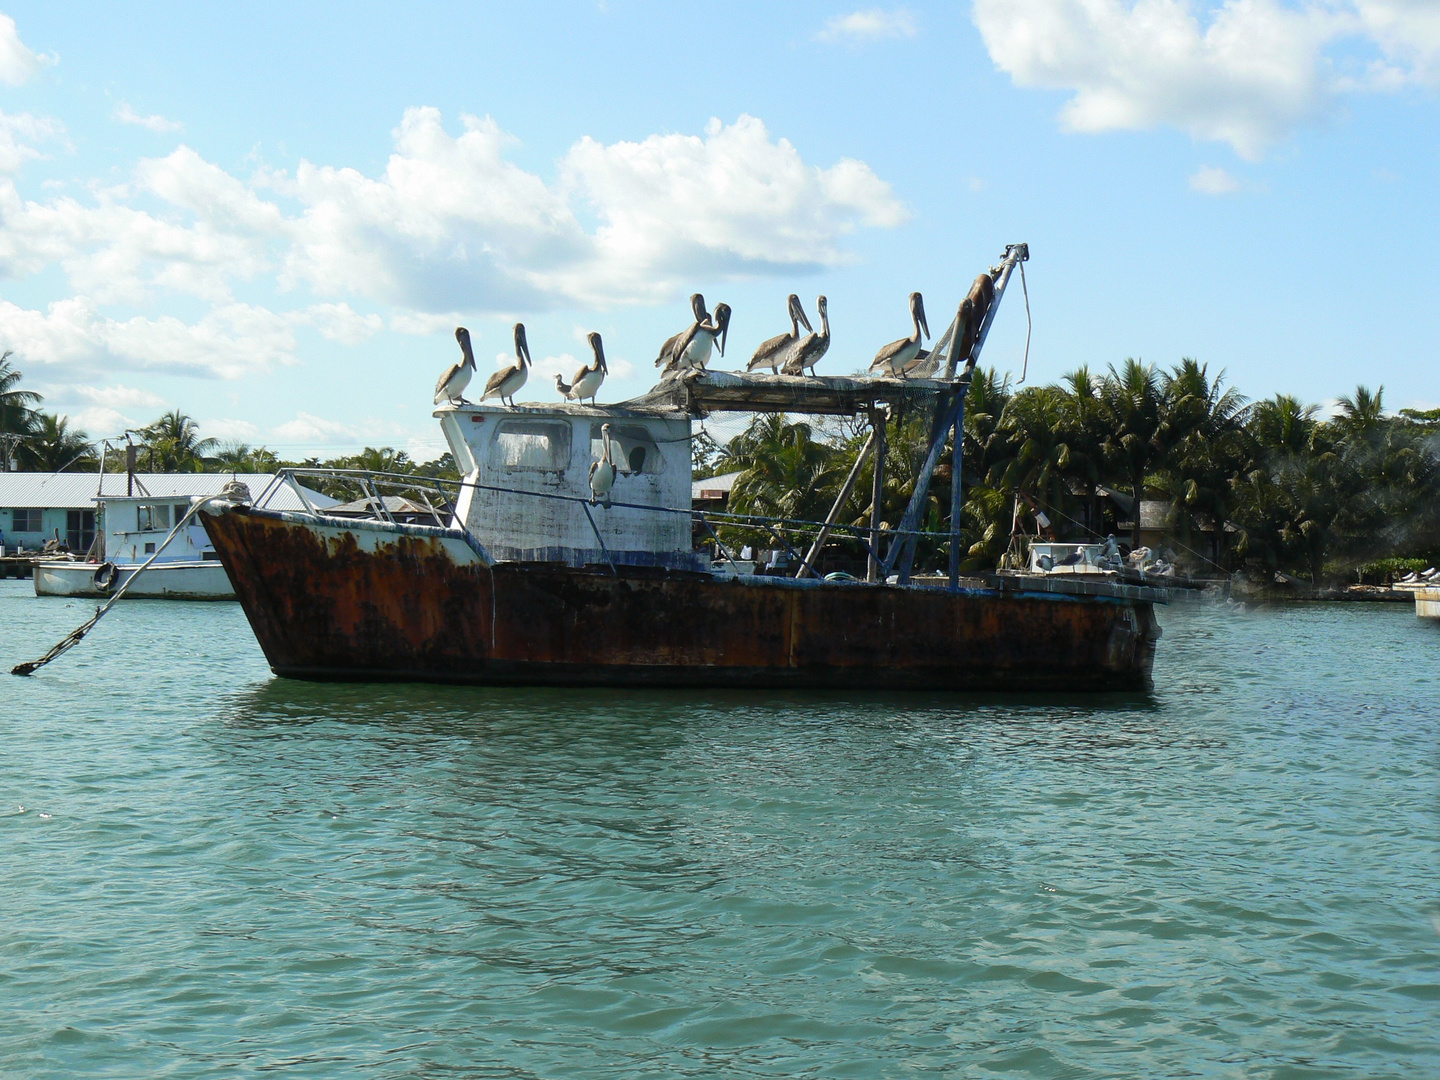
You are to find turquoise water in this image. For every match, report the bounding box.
[2,580,1437,1079]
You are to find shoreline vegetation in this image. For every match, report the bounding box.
[4,351,1438,589]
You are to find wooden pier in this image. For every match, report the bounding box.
[0,556,36,580]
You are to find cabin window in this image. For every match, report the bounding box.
[590,425,660,475]
[144,542,156,554]
[11,507,42,532]
[66,510,96,554]
[138,504,171,531]
[174,502,191,523]
[493,421,572,472]
[202,550,220,561]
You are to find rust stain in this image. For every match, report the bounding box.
[202,508,1158,691]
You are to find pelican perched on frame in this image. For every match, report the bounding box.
[481,323,531,406]
[434,327,478,405]
[589,422,616,507]
[655,294,709,369]
[557,332,608,405]
[870,292,929,378]
[783,295,830,376]
[663,302,730,376]
[747,294,812,374]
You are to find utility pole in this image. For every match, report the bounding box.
[1,432,23,472]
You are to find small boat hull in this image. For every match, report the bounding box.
[32,559,236,600]
[200,506,1162,692]
[1417,587,1440,620]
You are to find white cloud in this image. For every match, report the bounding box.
[115,103,184,134]
[562,114,908,302]
[1,110,904,389]
[817,8,918,43]
[972,1,1440,160]
[973,0,1342,161]
[0,14,53,86]
[0,296,301,379]
[0,110,65,172]
[270,411,410,448]
[71,384,169,410]
[70,406,136,438]
[1355,0,1440,85]
[200,417,262,441]
[299,302,384,344]
[1190,164,1241,194]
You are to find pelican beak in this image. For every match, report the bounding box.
[516,324,532,366]
[716,305,730,356]
[916,295,929,340]
[593,333,607,372]
[792,296,812,334]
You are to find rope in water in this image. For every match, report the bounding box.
[11,481,251,677]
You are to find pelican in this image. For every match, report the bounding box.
[481,323,531,406]
[559,332,608,405]
[434,327,478,405]
[900,348,938,378]
[747,294,812,374]
[656,294,709,369]
[870,292,929,378]
[553,373,573,398]
[783,295,830,376]
[664,302,730,376]
[589,422,616,507]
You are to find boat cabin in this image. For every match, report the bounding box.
[437,402,696,568]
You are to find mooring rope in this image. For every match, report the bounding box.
[11,481,250,677]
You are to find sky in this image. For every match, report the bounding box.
[0,1,1436,460]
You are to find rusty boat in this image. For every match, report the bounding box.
[199,244,1165,691]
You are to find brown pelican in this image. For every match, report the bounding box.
[655,294,708,369]
[589,422,616,507]
[747,294,812,374]
[783,295,830,376]
[481,323,531,406]
[560,332,607,405]
[434,327,478,405]
[869,292,929,378]
[664,302,730,376]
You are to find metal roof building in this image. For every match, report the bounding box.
[0,473,325,555]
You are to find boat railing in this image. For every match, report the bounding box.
[254,466,971,582]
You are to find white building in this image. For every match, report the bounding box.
[0,473,319,557]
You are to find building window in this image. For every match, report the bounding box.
[591,425,660,475]
[66,510,96,554]
[138,504,171,531]
[493,421,571,472]
[11,508,42,532]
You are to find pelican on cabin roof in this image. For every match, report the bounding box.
[663,302,730,377]
[434,326,478,405]
[482,323,531,407]
[747,294,812,374]
[589,422,616,507]
[557,332,608,405]
[783,295,830,376]
[656,294,708,370]
[870,292,929,378]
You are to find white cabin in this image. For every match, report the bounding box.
[436,403,697,568]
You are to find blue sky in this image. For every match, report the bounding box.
[1,1,1436,459]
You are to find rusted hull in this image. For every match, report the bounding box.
[201,507,1160,691]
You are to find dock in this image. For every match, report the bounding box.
[0,556,36,580]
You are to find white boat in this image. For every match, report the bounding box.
[33,477,333,601]
[34,557,235,599]
[1416,587,1440,620]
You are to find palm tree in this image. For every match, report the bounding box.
[1,350,42,438]
[723,414,848,554]
[1157,360,1249,567]
[1098,359,1176,549]
[27,413,95,472]
[142,410,218,472]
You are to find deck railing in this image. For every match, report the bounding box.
[252,467,970,583]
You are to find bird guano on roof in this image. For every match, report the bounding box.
[628,368,964,417]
